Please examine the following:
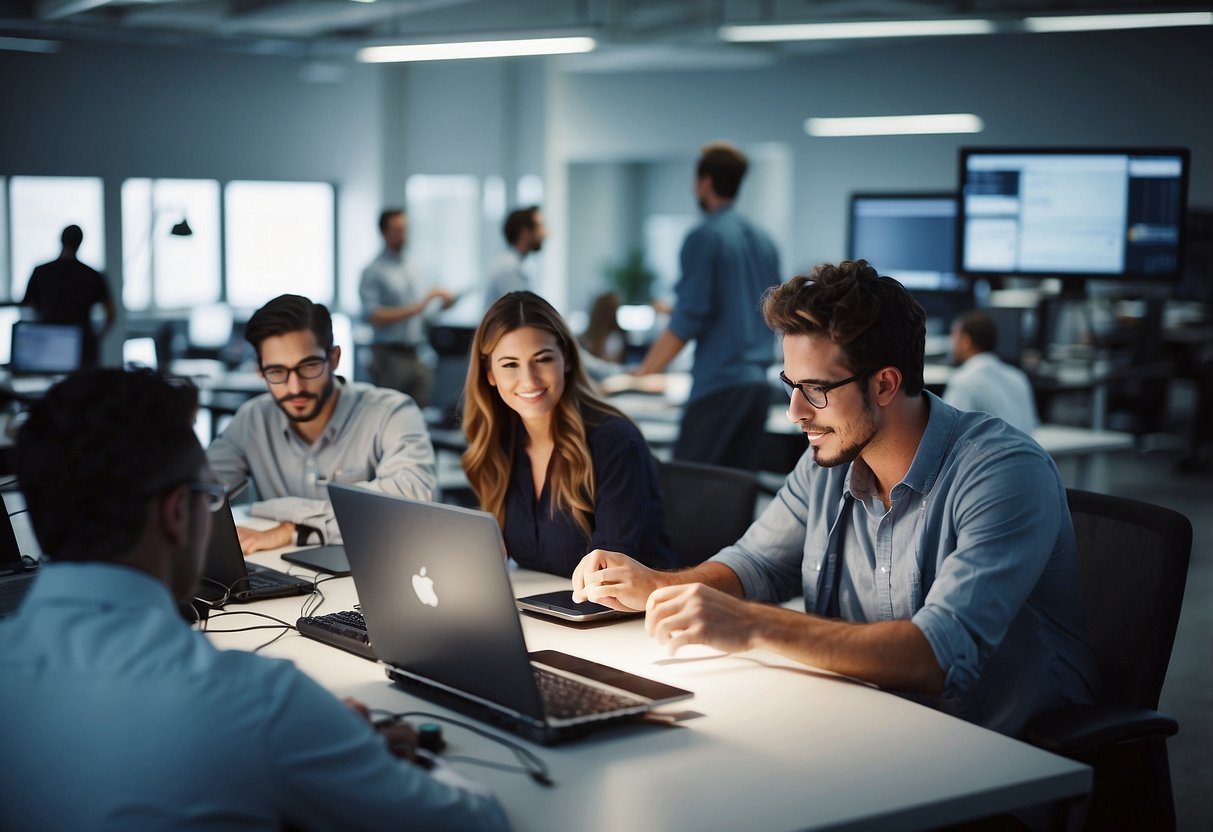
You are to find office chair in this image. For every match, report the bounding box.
[1026,489,1192,831]
[658,460,759,567]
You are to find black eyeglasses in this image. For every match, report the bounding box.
[187,481,228,513]
[261,351,329,385]
[779,370,869,409]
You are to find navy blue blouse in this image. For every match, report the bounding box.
[501,414,675,578]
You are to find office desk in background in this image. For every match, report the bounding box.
[609,391,1134,491]
[204,549,1090,832]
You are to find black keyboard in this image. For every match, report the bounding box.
[296,609,377,661]
[532,666,645,720]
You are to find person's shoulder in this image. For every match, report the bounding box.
[587,413,647,453]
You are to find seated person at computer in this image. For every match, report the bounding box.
[943,309,1040,434]
[462,291,675,578]
[0,368,509,831]
[208,294,436,553]
[572,261,1097,737]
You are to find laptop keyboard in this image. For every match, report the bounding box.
[532,666,643,720]
[296,609,377,661]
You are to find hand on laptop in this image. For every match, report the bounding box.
[571,549,673,612]
[236,522,294,555]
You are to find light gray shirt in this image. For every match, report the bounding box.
[360,247,426,347]
[207,379,436,544]
[711,393,1097,736]
[485,249,527,306]
[943,351,1040,434]
[0,562,509,831]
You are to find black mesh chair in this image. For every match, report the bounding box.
[657,460,759,567]
[1026,489,1192,831]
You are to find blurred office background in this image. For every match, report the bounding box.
[0,1,1209,828]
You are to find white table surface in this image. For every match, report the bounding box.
[205,548,1090,832]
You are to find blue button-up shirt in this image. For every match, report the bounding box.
[0,563,509,831]
[713,394,1099,735]
[668,206,781,403]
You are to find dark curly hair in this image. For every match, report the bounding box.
[14,368,203,562]
[762,259,926,397]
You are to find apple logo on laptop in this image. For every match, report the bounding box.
[412,566,439,607]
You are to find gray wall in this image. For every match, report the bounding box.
[2,25,1209,328]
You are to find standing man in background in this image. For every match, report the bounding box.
[944,309,1039,434]
[360,208,457,407]
[632,142,781,469]
[21,224,116,368]
[485,206,546,306]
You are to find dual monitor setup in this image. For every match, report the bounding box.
[848,147,1193,349]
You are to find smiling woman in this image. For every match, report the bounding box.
[461,291,675,577]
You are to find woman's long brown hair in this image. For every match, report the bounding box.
[462,292,626,539]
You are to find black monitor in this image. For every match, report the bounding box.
[958,147,1190,292]
[848,192,972,324]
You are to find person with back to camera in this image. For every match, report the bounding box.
[462,291,675,578]
[573,260,1097,745]
[0,368,509,831]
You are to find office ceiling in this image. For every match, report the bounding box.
[0,0,1204,64]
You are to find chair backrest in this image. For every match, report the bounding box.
[1066,489,1192,710]
[658,460,759,567]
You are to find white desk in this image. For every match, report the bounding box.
[207,553,1090,832]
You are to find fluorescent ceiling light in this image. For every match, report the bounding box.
[720,19,995,42]
[1023,12,1213,33]
[805,113,984,137]
[357,36,595,63]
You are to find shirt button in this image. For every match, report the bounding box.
[880,566,887,573]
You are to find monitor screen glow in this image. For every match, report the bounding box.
[848,193,963,292]
[958,148,1189,284]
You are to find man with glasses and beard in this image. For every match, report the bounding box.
[208,294,437,553]
[574,261,1098,743]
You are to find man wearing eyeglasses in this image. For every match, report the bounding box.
[0,368,509,830]
[574,260,1098,740]
[207,294,437,553]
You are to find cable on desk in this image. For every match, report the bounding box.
[370,708,552,787]
[204,609,297,652]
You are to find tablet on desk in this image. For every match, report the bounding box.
[281,545,350,576]
[515,590,635,622]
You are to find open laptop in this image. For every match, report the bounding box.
[328,483,692,745]
[196,482,313,606]
[7,321,83,395]
[0,508,37,618]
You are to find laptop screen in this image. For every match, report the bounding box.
[10,322,83,375]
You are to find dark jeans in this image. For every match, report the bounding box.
[674,381,770,471]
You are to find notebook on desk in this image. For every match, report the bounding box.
[196,483,313,606]
[0,508,37,618]
[328,484,692,745]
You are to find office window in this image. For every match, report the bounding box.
[0,177,7,300]
[517,174,544,207]
[8,176,104,301]
[121,178,221,311]
[225,181,334,309]
[405,175,479,295]
[643,214,697,299]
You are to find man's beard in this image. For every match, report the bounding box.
[805,401,878,469]
[275,375,335,423]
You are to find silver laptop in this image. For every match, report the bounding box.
[196,482,313,606]
[328,483,692,745]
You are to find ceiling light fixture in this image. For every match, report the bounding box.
[1023,11,1213,33]
[0,36,62,54]
[720,19,995,42]
[805,113,985,137]
[357,35,596,63]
